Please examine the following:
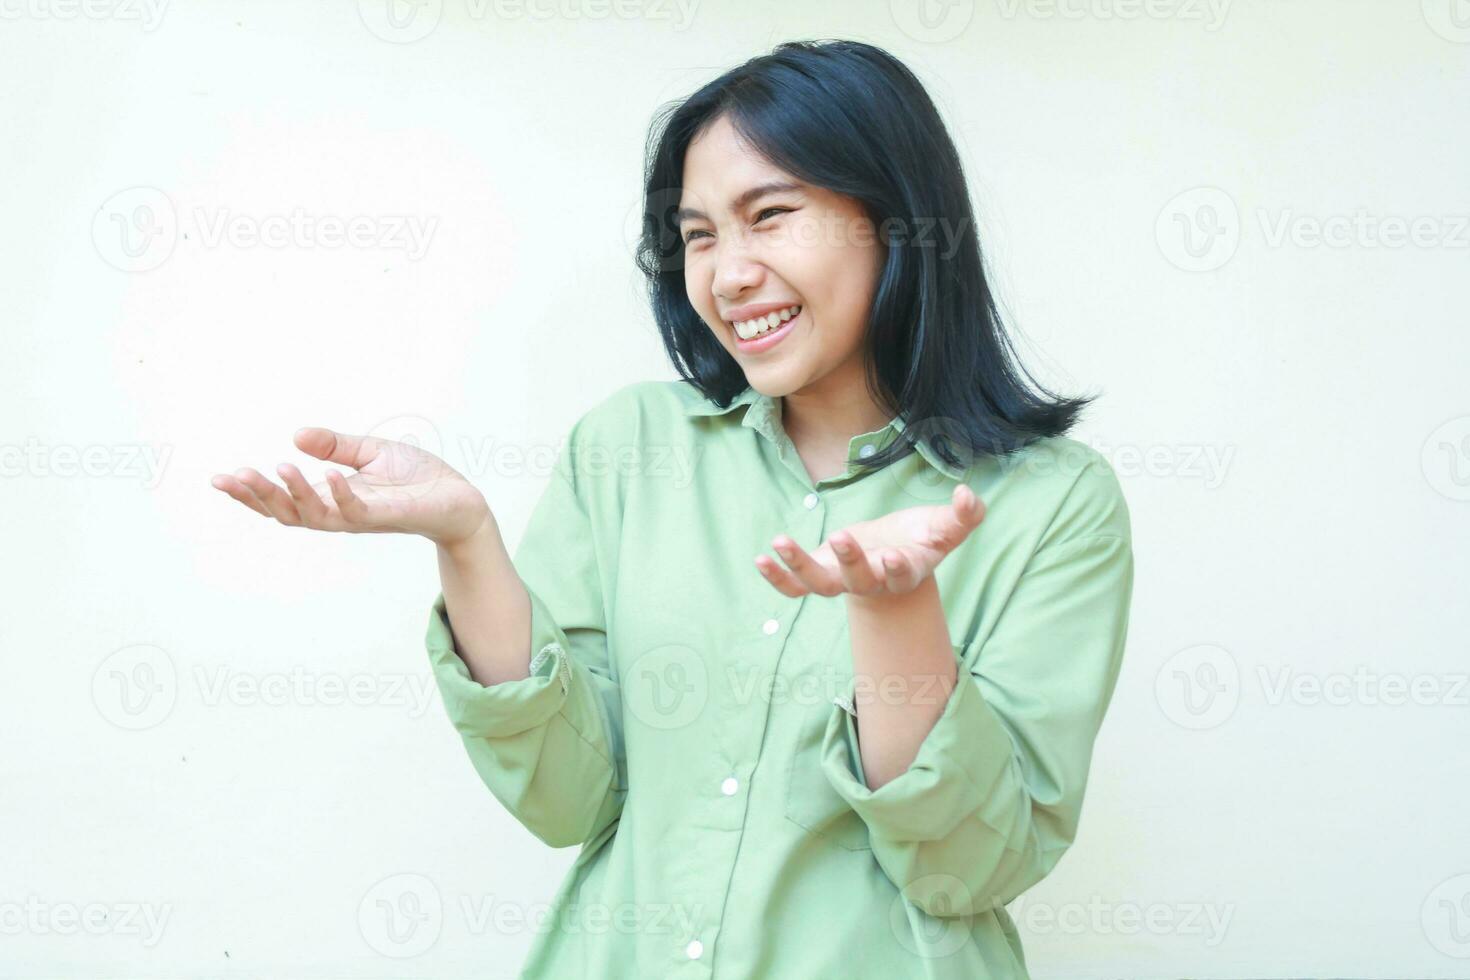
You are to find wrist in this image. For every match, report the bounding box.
[844,570,938,613]
[435,510,499,561]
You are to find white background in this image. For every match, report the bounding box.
[2,0,1467,977]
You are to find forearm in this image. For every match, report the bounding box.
[435,516,534,687]
[844,575,959,789]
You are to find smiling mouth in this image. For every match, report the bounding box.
[732,307,801,351]
[730,304,802,341]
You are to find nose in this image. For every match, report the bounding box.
[712,239,765,306]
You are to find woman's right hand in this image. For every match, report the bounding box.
[210,427,492,548]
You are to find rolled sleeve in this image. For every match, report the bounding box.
[425,588,571,740]
[820,655,1016,841]
[422,415,627,849]
[819,531,1134,917]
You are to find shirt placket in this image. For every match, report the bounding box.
[671,407,901,976]
[669,508,829,977]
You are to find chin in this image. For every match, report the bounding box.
[742,367,803,396]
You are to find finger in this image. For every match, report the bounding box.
[233,467,303,527]
[828,530,882,595]
[210,474,272,518]
[276,462,336,528]
[929,483,987,551]
[326,469,375,526]
[955,482,986,526]
[772,535,843,597]
[755,553,807,598]
[293,427,387,470]
[880,548,923,593]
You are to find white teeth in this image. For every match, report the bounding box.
[734,305,801,340]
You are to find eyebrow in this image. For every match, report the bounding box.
[675,181,803,225]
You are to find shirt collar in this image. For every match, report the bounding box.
[683,384,967,482]
[683,384,764,418]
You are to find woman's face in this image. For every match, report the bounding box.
[678,114,883,398]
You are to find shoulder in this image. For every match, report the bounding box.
[607,378,704,414]
[997,435,1131,549]
[559,380,700,454]
[573,380,705,430]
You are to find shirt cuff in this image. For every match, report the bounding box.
[819,659,1019,843]
[424,589,572,739]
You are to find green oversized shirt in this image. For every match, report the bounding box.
[424,379,1134,979]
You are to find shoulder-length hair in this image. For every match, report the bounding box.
[634,38,1096,472]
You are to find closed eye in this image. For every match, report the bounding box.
[682,207,793,245]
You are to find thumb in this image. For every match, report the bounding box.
[293,427,384,470]
[952,483,985,530]
[932,483,985,550]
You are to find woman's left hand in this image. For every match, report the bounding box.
[755,483,986,599]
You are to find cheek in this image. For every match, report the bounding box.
[834,236,881,302]
[684,272,729,342]
[684,267,713,320]
[813,247,880,346]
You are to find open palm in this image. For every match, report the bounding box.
[755,483,986,599]
[211,427,489,546]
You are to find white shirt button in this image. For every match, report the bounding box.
[859,444,876,458]
[803,492,819,509]
[762,618,779,635]
[721,776,739,796]
[686,939,704,959]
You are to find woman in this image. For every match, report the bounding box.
[212,39,1134,979]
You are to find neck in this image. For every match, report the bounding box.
[778,367,895,446]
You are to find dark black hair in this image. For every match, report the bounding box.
[634,38,1097,473]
